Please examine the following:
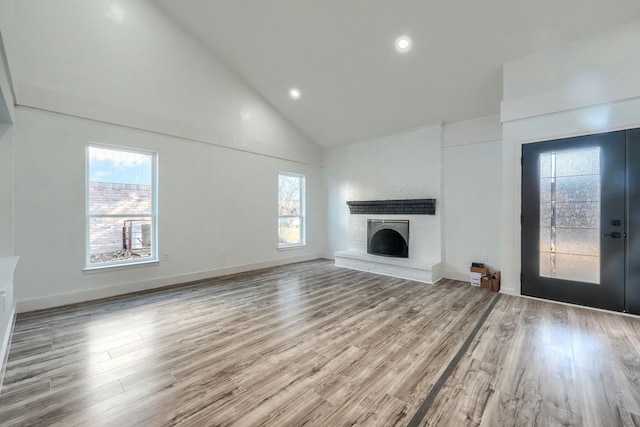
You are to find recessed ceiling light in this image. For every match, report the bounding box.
[396,36,411,52]
[289,88,301,100]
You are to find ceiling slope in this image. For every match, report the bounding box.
[155,0,640,147]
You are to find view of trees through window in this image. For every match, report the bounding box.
[278,173,305,246]
[87,145,156,265]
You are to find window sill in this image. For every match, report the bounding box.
[277,244,306,251]
[83,259,160,274]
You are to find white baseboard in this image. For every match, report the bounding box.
[321,252,335,260]
[443,270,472,283]
[0,304,16,392]
[498,286,519,296]
[16,254,324,313]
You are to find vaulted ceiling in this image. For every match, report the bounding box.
[154,1,640,147]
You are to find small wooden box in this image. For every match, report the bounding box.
[470,266,489,274]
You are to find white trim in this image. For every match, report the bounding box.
[442,114,502,147]
[0,28,15,123]
[82,259,160,273]
[0,304,16,392]
[85,144,158,269]
[16,254,324,313]
[501,83,640,124]
[0,256,18,294]
[443,270,471,283]
[321,252,336,260]
[500,97,640,296]
[497,286,519,296]
[277,172,306,248]
[276,244,306,251]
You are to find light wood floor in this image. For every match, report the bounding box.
[1,260,639,426]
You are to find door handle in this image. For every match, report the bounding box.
[602,232,622,238]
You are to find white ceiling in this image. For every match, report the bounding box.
[154,1,640,147]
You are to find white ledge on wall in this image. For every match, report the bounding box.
[500,77,640,124]
[0,256,19,296]
[0,256,19,391]
[334,251,442,284]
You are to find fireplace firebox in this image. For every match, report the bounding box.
[367,220,409,258]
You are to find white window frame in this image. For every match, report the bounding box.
[277,172,306,249]
[85,143,159,269]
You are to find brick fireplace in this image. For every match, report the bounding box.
[332,125,443,284]
[335,198,442,283]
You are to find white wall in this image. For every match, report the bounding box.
[12,108,325,311]
[325,118,504,282]
[500,19,640,295]
[0,52,12,123]
[346,126,442,202]
[0,123,14,383]
[346,126,442,266]
[442,115,502,281]
[0,0,14,124]
[6,0,320,165]
[322,146,349,257]
[0,256,17,384]
[0,123,11,257]
[0,0,330,311]
[323,125,442,269]
[502,20,640,123]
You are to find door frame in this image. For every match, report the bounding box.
[521,131,626,311]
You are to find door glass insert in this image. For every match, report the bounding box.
[539,148,600,284]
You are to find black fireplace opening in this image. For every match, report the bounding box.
[367,219,409,258]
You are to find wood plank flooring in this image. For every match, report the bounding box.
[0,259,639,426]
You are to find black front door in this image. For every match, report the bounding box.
[521,131,628,312]
[627,129,640,314]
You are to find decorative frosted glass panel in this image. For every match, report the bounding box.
[540,254,599,284]
[555,228,600,256]
[540,203,552,227]
[539,254,551,277]
[540,227,552,253]
[540,178,552,202]
[540,153,553,178]
[555,149,600,176]
[555,202,600,228]
[539,148,600,284]
[555,176,600,203]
